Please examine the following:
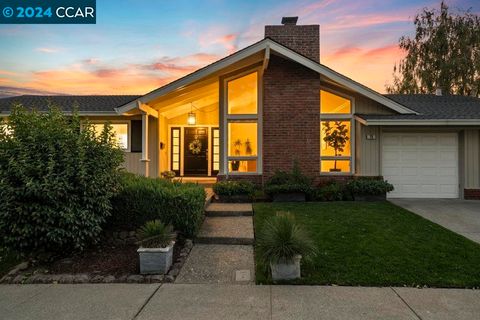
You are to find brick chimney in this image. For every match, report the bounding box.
[264,17,320,63]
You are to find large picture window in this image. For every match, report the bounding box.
[225,70,259,173]
[92,122,130,151]
[320,90,353,173]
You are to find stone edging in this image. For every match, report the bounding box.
[1,239,193,285]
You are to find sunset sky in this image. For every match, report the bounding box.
[0,0,478,97]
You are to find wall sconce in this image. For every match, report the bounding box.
[187,112,196,125]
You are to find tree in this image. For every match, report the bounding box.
[386,1,480,96]
[0,106,124,255]
[322,121,349,171]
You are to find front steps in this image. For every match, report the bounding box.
[196,216,254,245]
[205,203,253,217]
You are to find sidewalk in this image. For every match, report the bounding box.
[1,283,479,320]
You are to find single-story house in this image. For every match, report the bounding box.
[1,17,480,200]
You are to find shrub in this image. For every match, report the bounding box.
[0,106,123,255]
[347,178,394,195]
[315,182,345,201]
[109,173,205,237]
[257,212,316,264]
[264,162,312,196]
[213,180,255,197]
[137,220,175,248]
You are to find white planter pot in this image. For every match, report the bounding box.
[137,241,174,275]
[270,255,302,281]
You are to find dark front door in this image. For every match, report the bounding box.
[184,127,208,176]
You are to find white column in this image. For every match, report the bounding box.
[141,112,150,177]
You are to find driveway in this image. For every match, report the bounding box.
[390,199,480,244]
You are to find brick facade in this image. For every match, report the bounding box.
[264,24,320,62]
[464,189,480,200]
[262,54,321,183]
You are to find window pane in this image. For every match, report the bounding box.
[320,90,351,114]
[93,123,128,149]
[321,160,350,173]
[320,121,351,157]
[228,122,257,156]
[228,72,257,114]
[229,160,257,173]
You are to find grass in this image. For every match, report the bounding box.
[0,249,21,278]
[254,201,480,287]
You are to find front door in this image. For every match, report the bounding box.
[184,127,208,176]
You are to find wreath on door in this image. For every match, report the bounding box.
[189,139,202,155]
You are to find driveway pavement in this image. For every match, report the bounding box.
[390,199,480,244]
[1,283,480,320]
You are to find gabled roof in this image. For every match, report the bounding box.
[0,95,140,115]
[356,94,480,125]
[116,38,417,115]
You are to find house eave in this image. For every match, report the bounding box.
[1,111,119,117]
[356,117,480,126]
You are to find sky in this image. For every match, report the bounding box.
[0,0,478,97]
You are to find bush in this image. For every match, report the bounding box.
[137,220,175,248]
[264,162,312,196]
[347,178,394,195]
[0,106,123,255]
[314,182,345,201]
[213,180,255,197]
[109,173,205,237]
[257,212,316,264]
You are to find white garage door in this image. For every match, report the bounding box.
[382,132,458,198]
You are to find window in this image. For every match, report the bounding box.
[170,127,181,174]
[225,71,259,173]
[92,122,129,151]
[320,90,353,173]
[211,128,220,174]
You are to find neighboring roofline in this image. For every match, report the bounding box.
[116,38,417,115]
[0,111,119,117]
[355,115,480,126]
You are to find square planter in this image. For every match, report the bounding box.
[270,255,302,281]
[354,193,386,201]
[216,194,252,203]
[137,241,174,275]
[272,192,306,202]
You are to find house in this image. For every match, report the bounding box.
[1,17,480,200]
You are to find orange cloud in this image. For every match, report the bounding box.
[323,44,405,92]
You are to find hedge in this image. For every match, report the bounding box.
[109,173,205,237]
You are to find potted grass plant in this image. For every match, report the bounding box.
[137,220,176,274]
[257,212,316,281]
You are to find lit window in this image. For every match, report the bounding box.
[226,71,259,173]
[227,72,258,114]
[320,90,353,173]
[93,123,129,150]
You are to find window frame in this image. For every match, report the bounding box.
[320,88,355,175]
[222,67,262,175]
[89,120,132,152]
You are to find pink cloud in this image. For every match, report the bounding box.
[35,47,61,53]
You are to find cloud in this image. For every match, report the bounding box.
[198,28,239,54]
[35,47,61,53]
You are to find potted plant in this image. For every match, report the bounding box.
[257,212,316,281]
[161,170,176,181]
[347,178,394,201]
[137,220,176,274]
[231,139,243,171]
[322,121,349,172]
[213,180,255,203]
[264,161,312,202]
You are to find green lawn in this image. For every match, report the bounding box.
[254,202,480,287]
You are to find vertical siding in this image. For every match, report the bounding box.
[464,129,480,188]
[122,152,143,175]
[148,117,158,178]
[357,124,380,176]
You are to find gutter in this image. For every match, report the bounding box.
[355,116,480,126]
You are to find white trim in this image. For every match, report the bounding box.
[115,38,417,116]
[359,118,480,126]
[88,119,131,152]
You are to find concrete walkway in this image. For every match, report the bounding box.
[391,199,480,244]
[1,283,480,320]
[176,203,255,284]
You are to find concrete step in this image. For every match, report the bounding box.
[196,216,254,245]
[205,203,253,217]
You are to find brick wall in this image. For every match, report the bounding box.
[464,189,480,200]
[262,54,320,183]
[265,25,320,62]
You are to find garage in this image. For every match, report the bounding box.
[382,132,459,198]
